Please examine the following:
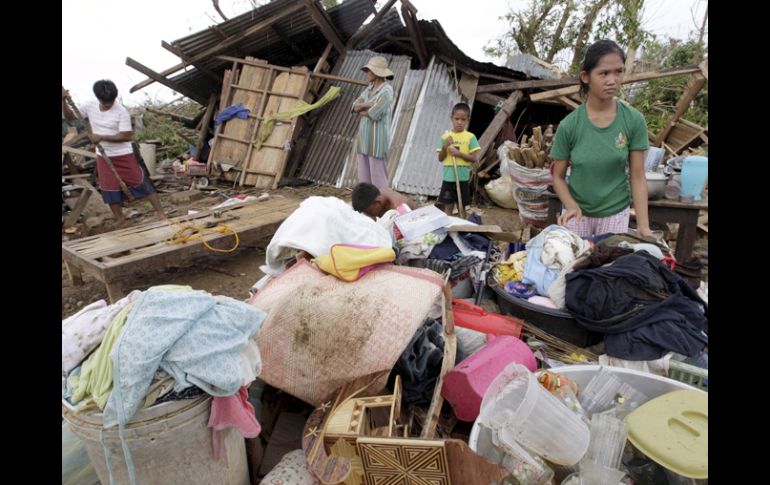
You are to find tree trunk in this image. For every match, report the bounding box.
[546,1,575,63]
[695,6,708,62]
[571,0,611,70]
[625,44,637,77]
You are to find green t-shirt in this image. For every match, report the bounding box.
[550,100,649,217]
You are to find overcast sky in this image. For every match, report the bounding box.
[62,0,707,106]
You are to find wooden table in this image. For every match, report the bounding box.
[62,197,300,302]
[545,193,707,261]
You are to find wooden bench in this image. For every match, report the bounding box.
[62,197,300,302]
[545,193,707,261]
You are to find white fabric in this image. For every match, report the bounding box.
[61,291,141,374]
[456,327,487,356]
[541,229,587,269]
[598,353,673,376]
[618,241,664,259]
[79,101,133,157]
[261,196,392,276]
[548,246,592,309]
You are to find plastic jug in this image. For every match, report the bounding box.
[680,156,708,201]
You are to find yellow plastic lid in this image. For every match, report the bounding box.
[625,389,707,479]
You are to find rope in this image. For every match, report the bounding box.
[165,221,240,253]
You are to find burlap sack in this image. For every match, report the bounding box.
[249,261,443,405]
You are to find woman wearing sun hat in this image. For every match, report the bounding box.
[352,56,395,188]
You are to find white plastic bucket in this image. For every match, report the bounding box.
[62,396,249,485]
[139,143,157,176]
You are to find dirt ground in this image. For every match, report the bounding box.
[61,179,707,318]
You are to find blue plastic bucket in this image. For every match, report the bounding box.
[681,156,708,200]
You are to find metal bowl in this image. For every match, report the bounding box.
[646,172,669,200]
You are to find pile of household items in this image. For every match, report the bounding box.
[62,193,708,485]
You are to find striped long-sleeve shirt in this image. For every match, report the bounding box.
[353,82,394,159]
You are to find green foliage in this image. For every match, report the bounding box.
[133,100,201,159]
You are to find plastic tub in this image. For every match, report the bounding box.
[489,274,603,347]
[62,396,249,485]
[470,365,704,455]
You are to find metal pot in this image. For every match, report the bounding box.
[646,172,668,200]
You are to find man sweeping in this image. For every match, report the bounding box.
[62,81,166,227]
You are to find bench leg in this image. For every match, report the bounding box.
[105,281,125,304]
[65,261,84,286]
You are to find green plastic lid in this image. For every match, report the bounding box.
[625,389,707,479]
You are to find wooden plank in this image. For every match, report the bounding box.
[558,95,580,110]
[699,59,708,80]
[474,91,523,170]
[125,57,208,105]
[346,0,397,48]
[160,40,221,82]
[302,0,345,54]
[475,92,505,107]
[401,2,428,68]
[238,67,276,186]
[477,77,579,94]
[445,440,508,485]
[313,43,334,74]
[357,437,450,484]
[530,65,702,102]
[421,284,456,439]
[63,188,93,228]
[129,61,186,93]
[194,93,217,160]
[62,146,98,159]
[656,72,707,145]
[244,68,310,188]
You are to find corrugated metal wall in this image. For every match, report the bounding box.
[386,69,426,184]
[392,57,461,196]
[298,50,411,186]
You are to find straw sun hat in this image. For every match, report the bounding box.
[361,56,394,79]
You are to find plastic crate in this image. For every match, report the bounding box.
[668,360,708,392]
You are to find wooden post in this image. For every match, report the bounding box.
[474,91,523,170]
[194,93,218,160]
[302,0,346,54]
[346,0,398,48]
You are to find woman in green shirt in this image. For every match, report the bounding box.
[352,56,395,189]
[550,40,652,238]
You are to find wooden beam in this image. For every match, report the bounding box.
[530,65,702,102]
[347,0,396,48]
[62,146,98,159]
[475,92,505,107]
[475,91,524,170]
[145,107,196,125]
[216,55,367,86]
[161,41,221,82]
[699,59,708,81]
[194,93,218,160]
[655,72,707,145]
[126,57,208,105]
[313,43,333,74]
[401,2,428,68]
[130,62,187,93]
[477,77,580,94]
[557,96,580,110]
[302,0,346,54]
[458,73,479,106]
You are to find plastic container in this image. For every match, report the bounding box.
[680,156,708,201]
[490,273,603,347]
[625,390,708,479]
[643,147,666,173]
[139,143,157,175]
[580,413,629,485]
[452,299,523,337]
[478,363,590,465]
[668,360,708,392]
[62,396,249,485]
[579,367,649,418]
[645,172,668,200]
[442,335,536,421]
[470,365,703,457]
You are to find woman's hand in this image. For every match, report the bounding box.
[636,226,654,239]
[558,205,582,226]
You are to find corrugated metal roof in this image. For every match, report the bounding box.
[164,0,376,102]
[392,56,460,196]
[386,69,425,184]
[356,8,405,51]
[298,49,411,187]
